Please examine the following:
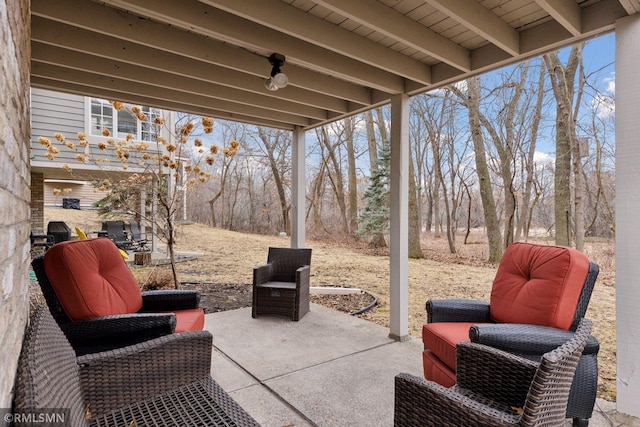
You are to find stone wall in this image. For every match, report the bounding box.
[0,0,31,408]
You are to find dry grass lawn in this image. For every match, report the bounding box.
[44,207,617,400]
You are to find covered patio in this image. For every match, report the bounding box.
[2,0,640,422]
[205,305,626,426]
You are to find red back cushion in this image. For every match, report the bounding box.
[43,238,143,321]
[490,242,589,330]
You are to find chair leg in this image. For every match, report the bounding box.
[573,417,589,427]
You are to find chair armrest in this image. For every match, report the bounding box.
[253,263,272,285]
[140,289,201,311]
[296,265,310,288]
[426,299,491,323]
[394,373,521,426]
[60,313,176,356]
[31,234,54,244]
[77,330,213,417]
[456,342,538,408]
[470,324,600,356]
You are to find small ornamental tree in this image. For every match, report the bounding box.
[357,139,390,246]
[38,101,238,288]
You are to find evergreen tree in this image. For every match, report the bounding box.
[357,139,390,240]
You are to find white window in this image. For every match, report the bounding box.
[140,106,161,142]
[90,98,113,136]
[116,108,137,138]
[88,98,161,142]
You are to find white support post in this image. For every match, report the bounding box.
[389,94,410,341]
[615,13,640,418]
[290,126,306,249]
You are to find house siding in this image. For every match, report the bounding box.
[31,87,85,165]
[44,180,102,207]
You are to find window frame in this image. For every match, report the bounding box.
[85,98,162,142]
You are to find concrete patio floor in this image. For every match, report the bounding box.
[204,304,639,427]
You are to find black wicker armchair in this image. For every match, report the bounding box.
[422,242,600,427]
[252,247,312,321]
[396,318,593,427]
[12,306,259,427]
[32,238,204,355]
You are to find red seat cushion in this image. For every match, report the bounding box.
[43,238,142,321]
[174,308,205,332]
[422,350,456,387]
[489,242,589,330]
[422,322,475,370]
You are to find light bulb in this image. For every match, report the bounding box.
[273,72,288,88]
[264,77,278,91]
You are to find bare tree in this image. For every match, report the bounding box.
[408,157,424,258]
[344,117,359,235]
[316,125,349,233]
[455,78,503,262]
[516,62,546,241]
[255,127,291,233]
[207,122,242,229]
[477,61,532,248]
[544,43,585,249]
[413,91,462,254]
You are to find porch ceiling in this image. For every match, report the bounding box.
[31,0,639,131]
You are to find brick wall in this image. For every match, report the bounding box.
[30,172,44,232]
[0,0,31,408]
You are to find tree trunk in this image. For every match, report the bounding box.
[408,159,424,258]
[544,45,584,248]
[345,118,359,235]
[467,77,503,262]
[257,128,290,234]
[318,126,349,234]
[516,63,545,241]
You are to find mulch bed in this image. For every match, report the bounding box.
[180,282,376,315]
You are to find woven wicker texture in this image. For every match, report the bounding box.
[89,378,258,427]
[395,318,592,427]
[78,330,213,416]
[13,307,259,427]
[252,247,312,321]
[13,306,92,427]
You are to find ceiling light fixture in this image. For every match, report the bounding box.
[264,53,288,91]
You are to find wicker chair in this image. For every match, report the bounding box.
[12,306,260,427]
[396,318,592,427]
[252,247,312,321]
[32,238,204,355]
[104,220,134,250]
[422,242,600,426]
[129,220,150,251]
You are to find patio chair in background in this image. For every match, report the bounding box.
[104,220,134,250]
[422,242,600,427]
[395,318,593,427]
[31,238,204,355]
[30,231,54,253]
[129,220,150,251]
[46,220,71,243]
[76,225,129,258]
[13,306,260,427]
[252,247,312,321]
